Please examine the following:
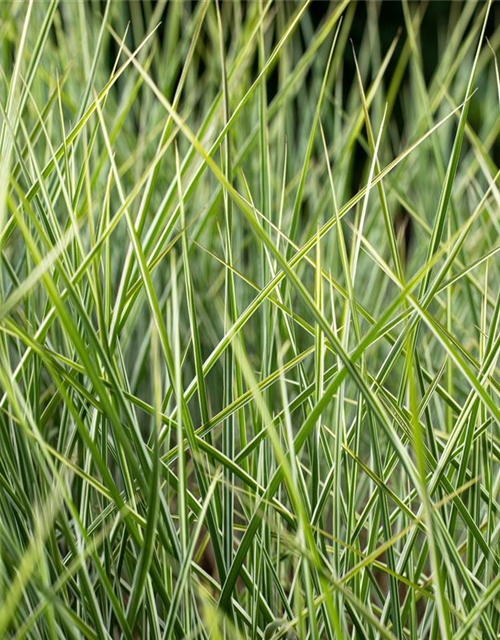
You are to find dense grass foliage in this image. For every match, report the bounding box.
[0,1,499,638]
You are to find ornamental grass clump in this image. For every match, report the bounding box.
[0,1,499,639]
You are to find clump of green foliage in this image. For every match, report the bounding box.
[0,1,499,638]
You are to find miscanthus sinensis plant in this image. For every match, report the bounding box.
[0,1,499,638]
